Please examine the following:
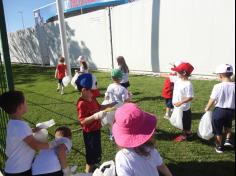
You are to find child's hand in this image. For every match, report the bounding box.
[32,127,41,133]
[174,102,182,107]
[93,111,107,120]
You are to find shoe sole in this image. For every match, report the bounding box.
[215,148,223,154]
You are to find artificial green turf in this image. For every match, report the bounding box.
[8,64,236,175]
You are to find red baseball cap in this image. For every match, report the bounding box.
[171,63,194,75]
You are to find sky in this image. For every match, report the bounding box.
[3,0,55,32]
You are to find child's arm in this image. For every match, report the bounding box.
[160,73,170,78]
[100,102,117,110]
[157,163,173,176]
[205,98,215,112]
[174,97,193,107]
[55,69,58,79]
[81,111,107,125]
[24,135,50,150]
[57,144,71,176]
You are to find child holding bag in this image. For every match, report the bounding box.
[205,64,235,153]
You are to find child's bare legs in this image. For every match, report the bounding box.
[85,164,95,173]
[57,83,60,92]
[166,108,172,117]
[215,135,223,146]
[61,84,64,95]
[224,127,234,147]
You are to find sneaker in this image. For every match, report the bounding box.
[61,91,64,95]
[174,135,187,142]
[109,134,114,141]
[224,139,234,148]
[56,88,60,92]
[215,146,224,154]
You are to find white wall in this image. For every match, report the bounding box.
[158,0,235,75]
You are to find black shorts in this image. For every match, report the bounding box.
[165,98,173,109]
[212,107,235,135]
[33,170,63,176]
[121,82,130,89]
[83,130,102,165]
[182,109,192,131]
[5,169,32,176]
[58,79,63,84]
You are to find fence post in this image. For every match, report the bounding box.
[108,7,114,69]
[0,0,14,91]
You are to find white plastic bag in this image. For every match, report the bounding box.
[197,111,214,140]
[71,72,80,89]
[63,76,72,87]
[36,119,55,129]
[169,107,183,130]
[93,161,116,176]
[33,129,48,142]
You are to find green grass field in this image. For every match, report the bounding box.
[9,64,236,175]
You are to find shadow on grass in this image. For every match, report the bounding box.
[165,161,235,176]
[133,96,163,103]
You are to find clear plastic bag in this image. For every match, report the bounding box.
[63,76,72,87]
[169,107,183,130]
[197,111,214,140]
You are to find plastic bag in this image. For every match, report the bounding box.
[197,111,214,140]
[93,161,116,176]
[33,129,48,142]
[169,107,183,130]
[36,119,55,129]
[62,76,72,87]
[71,73,80,89]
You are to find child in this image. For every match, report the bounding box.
[170,62,194,142]
[32,126,72,176]
[112,103,173,176]
[117,56,130,89]
[0,91,60,176]
[75,73,116,173]
[205,64,235,153]
[77,56,89,74]
[55,56,67,95]
[105,69,130,103]
[162,61,183,119]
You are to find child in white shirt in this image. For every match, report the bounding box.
[205,64,235,154]
[32,126,72,176]
[113,103,172,176]
[170,63,194,142]
[117,56,130,89]
[0,91,60,176]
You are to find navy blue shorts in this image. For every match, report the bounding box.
[5,169,32,176]
[182,109,192,131]
[212,107,235,135]
[58,79,63,85]
[83,130,102,165]
[165,98,174,109]
[33,170,63,176]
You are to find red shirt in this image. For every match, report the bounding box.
[162,73,175,99]
[77,97,102,133]
[57,64,67,79]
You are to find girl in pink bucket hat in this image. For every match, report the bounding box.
[113,103,172,176]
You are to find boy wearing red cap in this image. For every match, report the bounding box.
[170,63,194,142]
[75,73,116,173]
[205,64,235,153]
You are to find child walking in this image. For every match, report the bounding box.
[32,126,73,176]
[205,64,235,153]
[170,62,194,142]
[55,56,67,95]
[75,73,116,173]
[113,103,173,176]
[162,61,183,119]
[0,91,60,176]
[117,56,130,89]
[77,56,89,74]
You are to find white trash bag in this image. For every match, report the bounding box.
[169,107,183,130]
[33,129,48,142]
[93,161,116,176]
[197,111,214,140]
[36,119,55,129]
[63,76,72,87]
[71,72,80,89]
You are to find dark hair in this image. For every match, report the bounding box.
[220,72,233,78]
[179,70,190,77]
[59,56,65,63]
[134,138,156,157]
[0,91,25,114]
[81,61,88,70]
[55,126,72,139]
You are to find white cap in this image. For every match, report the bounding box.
[77,56,85,62]
[215,64,233,74]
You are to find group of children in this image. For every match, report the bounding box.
[0,54,234,175]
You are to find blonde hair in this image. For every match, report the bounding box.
[117,56,129,73]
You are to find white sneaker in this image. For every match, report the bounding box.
[61,91,64,95]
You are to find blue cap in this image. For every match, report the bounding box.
[75,73,93,89]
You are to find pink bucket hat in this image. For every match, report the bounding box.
[112,103,157,148]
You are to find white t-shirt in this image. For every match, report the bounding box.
[115,148,163,176]
[105,83,129,103]
[210,82,235,109]
[80,66,88,73]
[5,120,35,173]
[121,72,129,84]
[170,76,194,111]
[32,137,72,175]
